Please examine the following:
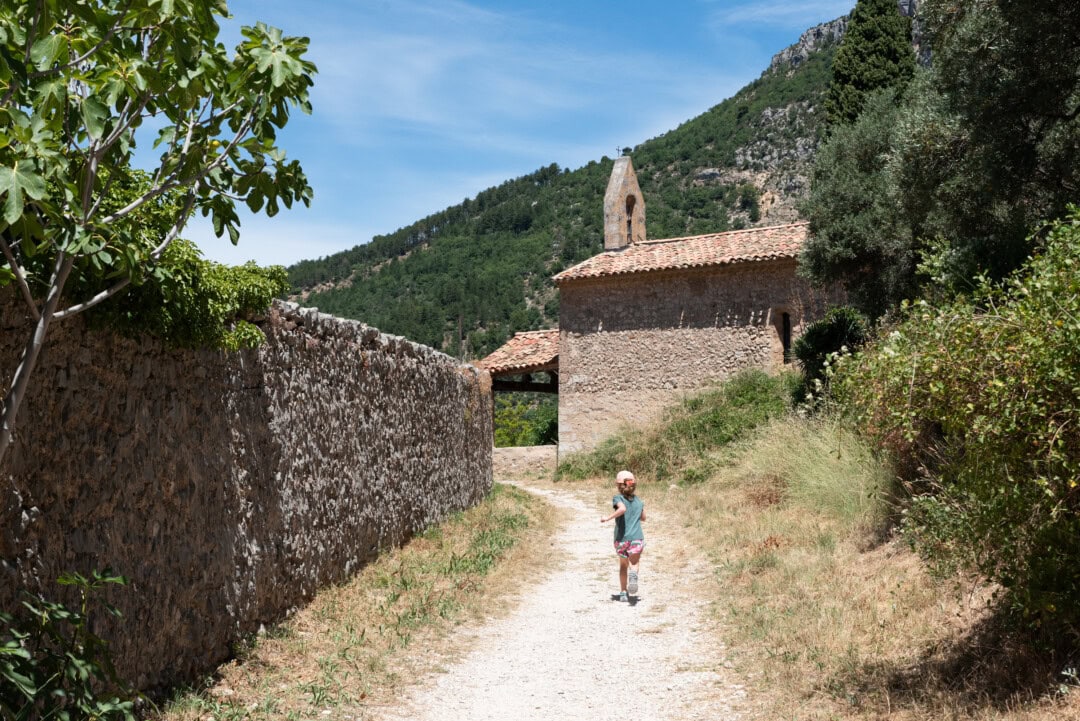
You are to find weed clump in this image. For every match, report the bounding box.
[557,369,797,482]
[837,209,1080,641]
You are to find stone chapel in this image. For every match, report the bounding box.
[481,157,834,454]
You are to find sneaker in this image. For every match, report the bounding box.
[618,591,628,602]
[627,571,639,595]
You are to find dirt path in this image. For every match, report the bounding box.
[376,482,747,721]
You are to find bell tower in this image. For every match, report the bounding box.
[603,156,646,250]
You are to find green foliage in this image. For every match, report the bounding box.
[9,168,188,305]
[0,0,315,281]
[824,0,915,126]
[802,88,916,318]
[809,1,1080,320]
[1,570,136,721]
[836,210,1080,637]
[91,238,288,350]
[290,41,838,356]
[890,0,1080,292]
[558,369,796,482]
[792,305,869,392]
[493,393,558,448]
[0,0,316,461]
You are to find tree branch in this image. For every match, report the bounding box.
[26,0,135,81]
[53,191,197,320]
[81,138,102,220]
[0,250,74,463]
[0,235,41,321]
[99,102,258,225]
[148,191,198,261]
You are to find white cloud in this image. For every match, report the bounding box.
[299,2,742,156]
[707,0,853,29]
[203,0,821,268]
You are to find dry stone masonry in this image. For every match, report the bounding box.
[552,158,838,454]
[557,262,829,452]
[0,296,492,691]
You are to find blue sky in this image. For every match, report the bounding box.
[189,0,855,267]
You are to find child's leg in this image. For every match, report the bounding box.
[619,556,630,591]
[627,551,642,594]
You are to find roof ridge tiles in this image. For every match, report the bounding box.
[553,221,809,284]
[639,220,809,246]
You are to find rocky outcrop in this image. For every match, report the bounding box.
[769,17,848,74]
[769,1,926,73]
[725,0,927,226]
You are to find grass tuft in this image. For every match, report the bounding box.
[158,483,554,721]
[557,369,797,482]
[655,414,1079,720]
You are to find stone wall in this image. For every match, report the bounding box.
[492,445,557,481]
[0,298,492,691]
[557,260,831,453]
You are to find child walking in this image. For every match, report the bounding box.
[600,470,646,601]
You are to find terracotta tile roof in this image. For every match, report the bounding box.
[553,221,808,284]
[475,329,560,375]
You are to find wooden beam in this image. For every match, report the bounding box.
[491,379,558,394]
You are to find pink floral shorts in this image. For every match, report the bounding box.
[613,539,646,558]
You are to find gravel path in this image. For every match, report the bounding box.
[376,482,747,721]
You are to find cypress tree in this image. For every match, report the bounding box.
[824,0,916,127]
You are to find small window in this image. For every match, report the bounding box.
[625,195,636,244]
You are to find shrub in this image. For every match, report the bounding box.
[89,239,289,351]
[1,571,136,721]
[493,394,557,447]
[793,305,870,397]
[836,209,1080,639]
[558,369,796,481]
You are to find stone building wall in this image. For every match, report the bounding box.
[492,445,557,481]
[557,259,829,453]
[0,297,492,691]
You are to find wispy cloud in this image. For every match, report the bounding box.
[706,0,853,30]
[206,0,837,268]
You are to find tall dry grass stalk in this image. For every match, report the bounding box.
[654,415,1079,721]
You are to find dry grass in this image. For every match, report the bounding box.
[643,415,1080,721]
[156,483,558,721]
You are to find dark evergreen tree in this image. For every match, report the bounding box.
[802,89,915,317]
[891,0,1080,289]
[824,0,916,126]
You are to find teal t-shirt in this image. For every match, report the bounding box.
[612,494,644,542]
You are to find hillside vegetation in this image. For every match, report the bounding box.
[289,34,837,357]
[560,371,1079,720]
[558,0,1080,714]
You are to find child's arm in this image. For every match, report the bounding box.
[641,504,647,522]
[601,501,627,524]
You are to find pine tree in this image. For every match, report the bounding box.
[824,0,916,127]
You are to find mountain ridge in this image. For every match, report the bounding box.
[288,7,913,358]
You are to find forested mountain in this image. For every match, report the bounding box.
[289,18,847,358]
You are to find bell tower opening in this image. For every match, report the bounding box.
[603,156,646,250]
